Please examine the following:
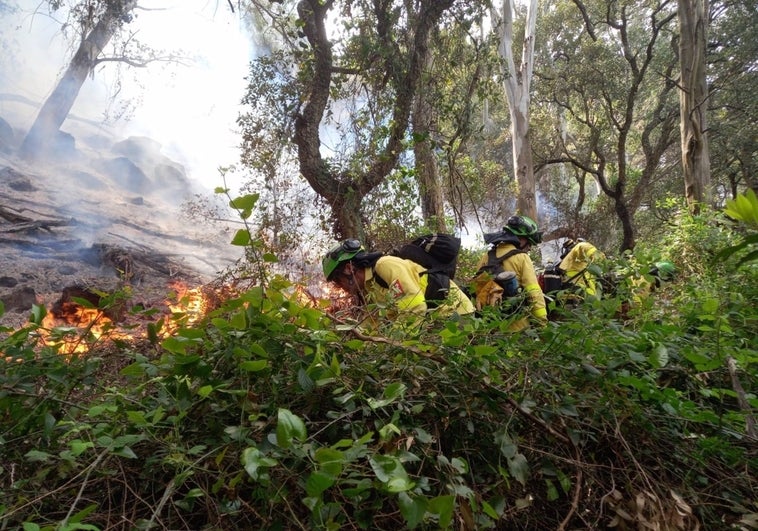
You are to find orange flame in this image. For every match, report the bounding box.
[38,304,126,355]
[27,281,218,355]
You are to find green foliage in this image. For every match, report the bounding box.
[2,144,757,531]
[719,189,758,267]
[2,248,755,529]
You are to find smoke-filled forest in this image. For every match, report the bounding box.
[0,0,756,529]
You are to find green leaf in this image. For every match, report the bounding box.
[230,229,252,246]
[69,440,94,456]
[241,447,277,481]
[482,500,500,519]
[398,492,427,529]
[546,479,559,501]
[649,344,669,368]
[305,470,335,497]
[240,360,268,372]
[367,382,407,409]
[724,189,758,227]
[508,453,530,486]
[29,303,46,325]
[67,503,97,523]
[428,495,455,528]
[369,455,414,492]
[276,408,307,448]
[198,385,213,398]
[112,445,137,459]
[314,447,345,477]
[229,193,259,215]
[25,450,53,462]
[471,345,499,356]
[120,362,146,377]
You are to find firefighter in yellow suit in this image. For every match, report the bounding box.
[473,216,548,331]
[559,238,604,297]
[323,239,475,319]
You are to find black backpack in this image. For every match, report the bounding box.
[541,263,564,294]
[390,234,461,305]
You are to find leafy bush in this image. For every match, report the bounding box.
[1,194,756,530]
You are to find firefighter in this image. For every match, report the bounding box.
[558,238,604,298]
[322,239,474,318]
[472,215,547,331]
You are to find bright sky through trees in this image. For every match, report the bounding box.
[1,0,253,190]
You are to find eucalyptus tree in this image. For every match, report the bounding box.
[19,0,139,158]
[678,0,712,213]
[491,0,539,221]
[535,0,679,252]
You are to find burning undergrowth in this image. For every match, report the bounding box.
[0,277,229,361]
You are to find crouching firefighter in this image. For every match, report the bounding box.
[322,239,475,322]
[471,216,548,331]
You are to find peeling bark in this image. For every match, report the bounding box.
[678,0,712,213]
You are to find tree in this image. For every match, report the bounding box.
[20,0,138,159]
[412,55,446,233]
[536,0,679,252]
[291,0,456,241]
[706,0,757,199]
[492,0,539,221]
[678,0,712,213]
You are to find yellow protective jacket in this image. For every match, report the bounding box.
[365,255,474,316]
[475,243,547,324]
[559,241,603,297]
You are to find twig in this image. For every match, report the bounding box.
[0,218,73,232]
[502,394,571,444]
[557,428,583,531]
[330,315,443,360]
[62,448,109,527]
[146,477,176,529]
[726,355,757,440]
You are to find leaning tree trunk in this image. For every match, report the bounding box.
[495,0,539,221]
[20,2,135,159]
[678,0,711,213]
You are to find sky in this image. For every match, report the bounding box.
[0,0,253,191]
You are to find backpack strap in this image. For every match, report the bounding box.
[372,267,390,289]
[476,248,525,277]
[562,265,590,287]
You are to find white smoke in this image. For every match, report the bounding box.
[0,0,253,191]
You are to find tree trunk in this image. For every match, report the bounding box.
[412,54,446,232]
[678,0,712,213]
[20,2,135,159]
[495,0,539,221]
[293,0,454,241]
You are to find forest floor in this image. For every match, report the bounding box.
[0,106,240,332]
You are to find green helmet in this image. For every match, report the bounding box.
[322,239,364,280]
[505,215,542,245]
[651,261,676,281]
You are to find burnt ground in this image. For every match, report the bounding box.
[0,111,242,332]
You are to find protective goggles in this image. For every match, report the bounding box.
[328,239,363,260]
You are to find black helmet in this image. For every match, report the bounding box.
[504,215,542,245]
